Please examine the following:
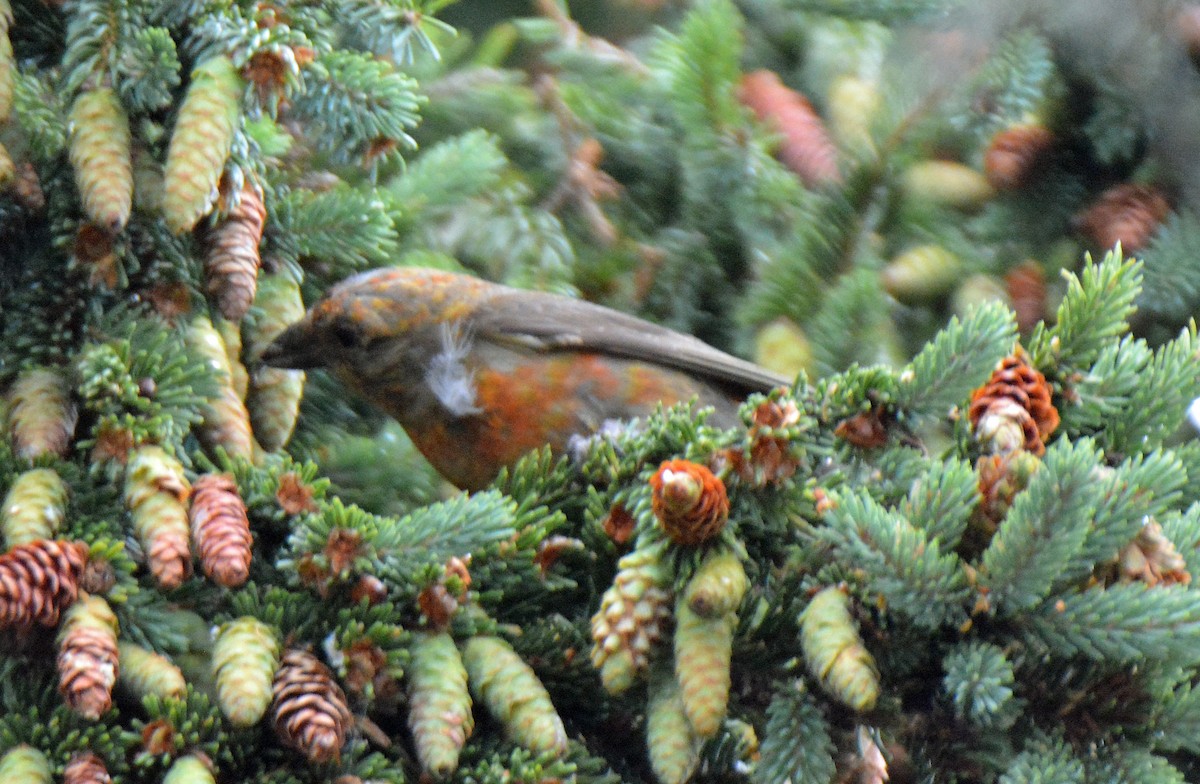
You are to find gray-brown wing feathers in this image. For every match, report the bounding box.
[472,290,791,394]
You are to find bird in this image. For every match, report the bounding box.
[261,267,790,490]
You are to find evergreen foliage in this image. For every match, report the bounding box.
[3,0,1200,782]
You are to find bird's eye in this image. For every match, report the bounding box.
[331,321,360,349]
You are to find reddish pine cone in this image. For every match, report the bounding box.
[650,460,730,546]
[63,752,112,784]
[738,70,841,187]
[190,473,253,588]
[0,539,89,628]
[968,350,1059,456]
[1074,183,1170,252]
[984,124,1055,191]
[205,181,266,321]
[272,648,353,764]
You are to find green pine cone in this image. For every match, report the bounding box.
[188,315,256,461]
[8,366,76,462]
[800,586,879,712]
[590,541,674,695]
[683,548,749,619]
[881,244,964,305]
[163,55,242,234]
[673,598,734,738]
[461,635,567,754]
[1,467,68,548]
[68,87,133,232]
[407,631,473,778]
[211,616,280,726]
[124,445,193,590]
[244,271,306,451]
[162,754,215,784]
[243,270,305,360]
[0,745,50,784]
[118,640,187,701]
[646,664,700,784]
[246,367,304,453]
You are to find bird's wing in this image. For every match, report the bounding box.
[471,289,792,394]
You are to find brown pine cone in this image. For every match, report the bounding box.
[984,124,1055,190]
[1004,260,1047,336]
[190,473,254,588]
[0,540,89,628]
[968,350,1059,456]
[63,751,112,784]
[205,181,266,321]
[650,460,730,546]
[272,648,353,764]
[57,594,120,720]
[1073,183,1170,252]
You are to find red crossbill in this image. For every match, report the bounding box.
[261,268,789,490]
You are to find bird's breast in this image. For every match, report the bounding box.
[393,352,739,490]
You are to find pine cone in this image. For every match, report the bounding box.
[205,181,265,321]
[118,640,187,701]
[1,467,68,548]
[800,586,879,712]
[190,473,253,588]
[0,539,89,628]
[684,548,749,619]
[646,664,701,784]
[68,87,132,232]
[163,55,243,234]
[244,270,308,451]
[968,349,1059,456]
[212,616,280,727]
[8,366,77,461]
[272,648,353,764]
[407,631,473,778]
[984,124,1055,190]
[57,593,120,720]
[882,244,964,304]
[590,543,674,694]
[188,315,256,461]
[215,317,249,398]
[124,446,193,589]
[0,745,52,782]
[901,159,995,210]
[1004,259,1047,336]
[1074,182,1170,252]
[461,635,567,754]
[650,460,729,546]
[673,598,734,738]
[738,69,841,187]
[162,754,215,784]
[63,752,111,784]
